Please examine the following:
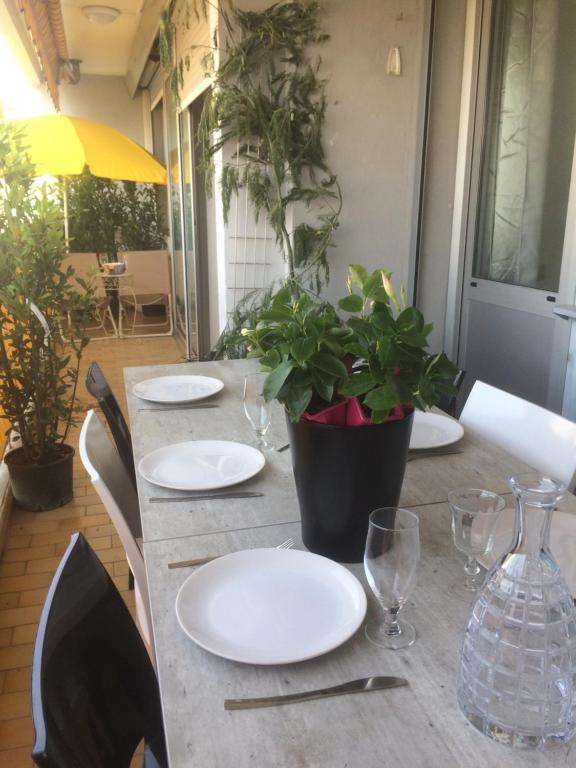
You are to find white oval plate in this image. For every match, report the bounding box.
[133,375,224,404]
[138,440,265,491]
[409,411,464,450]
[175,548,367,664]
[479,508,576,593]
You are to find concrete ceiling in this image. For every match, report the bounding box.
[61,0,145,76]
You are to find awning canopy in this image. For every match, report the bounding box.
[18,0,68,109]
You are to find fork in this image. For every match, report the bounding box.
[167,537,295,569]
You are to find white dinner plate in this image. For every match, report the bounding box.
[175,548,367,664]
[132,375,224,404]
[409,410,464,450]
[138,440,265,491]
[479,508,576,594]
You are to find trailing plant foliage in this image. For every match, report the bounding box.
[0,114,95,462]
[207,281,281,360]
[242,265,459,423]
[67,168,166,260]
[159,0,342,359]
[198,0,341,286]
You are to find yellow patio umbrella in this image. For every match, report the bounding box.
[13,115,167,184]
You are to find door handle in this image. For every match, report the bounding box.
[553,305,576,320]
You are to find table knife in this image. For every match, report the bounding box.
[149,491,264,503]
[406,448,463,461]
[224,676,408,710]
[138,404,220,412]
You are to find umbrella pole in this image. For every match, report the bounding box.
[61,177,69,251]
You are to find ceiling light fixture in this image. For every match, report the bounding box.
[81,5,121,25]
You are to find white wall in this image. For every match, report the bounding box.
[319,0,430,303]
[60,75,145,144]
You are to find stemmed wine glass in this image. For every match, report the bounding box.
[448,488,506,590]
[364,507,420,650]
[243,373,273,451]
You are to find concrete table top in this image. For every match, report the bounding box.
[125,359,576,767]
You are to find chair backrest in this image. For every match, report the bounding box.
[124,250,171,294]
[79,410,151,645]
[63,253,106,299]
[85,362,137,490]
[460,381,576,489]
[31,532,167,768]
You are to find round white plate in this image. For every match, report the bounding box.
[409,410,464,450]
[138,440,265,491]
[175,548,367,664]
[479,508,576,593]
[133,375,224,404]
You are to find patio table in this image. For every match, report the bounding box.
[125,360,534,544]
[124,359,576,767]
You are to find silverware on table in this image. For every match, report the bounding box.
[224,676,409,710]
[406,448,464,462]
[138,404,220,412]
[149,491,264,503]
[167,536,294,570]
[277,443,290,453]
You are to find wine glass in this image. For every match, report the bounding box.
[448,488,506,591]
[243,373,273,451]
[364,507,420,650]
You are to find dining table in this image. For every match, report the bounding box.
[125,359,576,768]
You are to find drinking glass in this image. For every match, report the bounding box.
[364,507,420,650]
[243,373,273,451]
[448,488,506,590]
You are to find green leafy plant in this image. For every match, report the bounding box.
[66,168,166,261]
[198,0,341,286]
[242,265,459,422]
[159,0,341,358]
[0,114,95,463]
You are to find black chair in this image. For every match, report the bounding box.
[85,361,137,490]
[437,369,466,418]
[31,532,168,768]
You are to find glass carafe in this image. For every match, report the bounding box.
[457,473,576,749]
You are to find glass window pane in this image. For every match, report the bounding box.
[474,0,576,291]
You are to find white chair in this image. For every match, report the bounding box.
[79,409,153,651]
[63,253,118,338]
[460,381,576,490]
[119,250,173,337]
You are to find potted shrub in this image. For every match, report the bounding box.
[243,265,458,561]
[0,114,94,511]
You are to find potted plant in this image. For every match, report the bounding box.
[243,265,458,561]
[0,114,94,511]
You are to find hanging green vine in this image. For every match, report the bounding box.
[198,0,341,289]
[159,0,341,357]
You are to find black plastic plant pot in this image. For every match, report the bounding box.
[5,444,74,512]
[286,410,414,563]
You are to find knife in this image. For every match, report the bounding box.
[138,404,220,412]
[406,449,463,461]
[224,676,408,710]
[149,491,264,503]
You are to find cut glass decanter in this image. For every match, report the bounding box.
[457,473,576,749]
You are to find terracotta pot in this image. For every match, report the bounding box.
[5,444,74,511]
[286,411,414,562]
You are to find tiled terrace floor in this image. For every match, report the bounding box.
[0,334,182,766]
